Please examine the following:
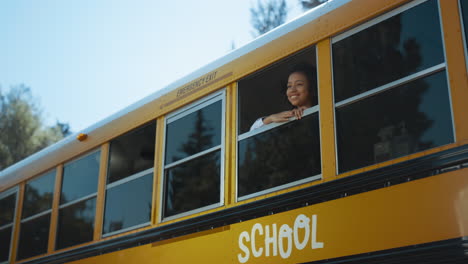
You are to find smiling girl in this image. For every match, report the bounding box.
[250,63,317,131]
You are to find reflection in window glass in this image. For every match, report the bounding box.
[238,114,321,197]
[163,94,223,219]
[336,71,453,172]
[0,227,12,263]
[461,0,468,53]
[61,151,100,204]
[103,173,153,234]
[165,101,222,164]
[17,214,50,260]
[0,194,16,226]
[333,0,443,102]
[107,122,156,184]
[56,198,96,250]
[22,170,55,219]
[164,151,220,217]
[0,191,16,263]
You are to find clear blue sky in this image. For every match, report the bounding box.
[0,0,302,132]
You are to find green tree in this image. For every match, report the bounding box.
[0,84,71,170]
[299,0,328,11]
[250,0,288,37]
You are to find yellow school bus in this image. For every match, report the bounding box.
[1,0,468,263]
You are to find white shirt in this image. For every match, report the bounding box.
[250,117,265,131]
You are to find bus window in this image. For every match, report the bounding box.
[332,0,454,173]
[17,170,55,260]
[103,122,155,236]
[237,47,321,200]
[162,92,224,220]
[56,150,100,250]
[0,188,17,264]
[460,0,468,60]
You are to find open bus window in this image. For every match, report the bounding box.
[56,150,100,250]
[237,46,321,200]
[103,122,155,236]
[17,170,55,260]
[162,91,224,220]
[332,0,454,173]
[0,188,17,263]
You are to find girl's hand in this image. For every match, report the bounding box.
[291,106,307,120]
[263,110,294,124]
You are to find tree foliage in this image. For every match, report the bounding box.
[299,0,328,11]
[0,85,71,170]
[250,0,288,37]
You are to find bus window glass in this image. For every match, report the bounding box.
[104,122,156,235]
[333,0,444,102]
[107,122,156,184]
[60,151,100,204]
[164,151,220,217]
[163,93,224,219]
[103,172,153,235]
[0,228,12,263]
[56,197,96,250]
[17,170,55,260]
[238,113,321,197]
[237,46,321,199]
[57,151,100,250]
[461,0,468,54]
[0,193,16,226]
[336,71,453,172]
[22,170,55,218]
[333,0,453,173]
[165,102,222,164]
[17,214,50,260]
[0,190,17,263]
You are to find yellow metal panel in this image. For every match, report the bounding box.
[225,83,237,206]
[48,165,63,253]
[152,117,165,225]
[93,143,109,241]
[69,168,468,264]
[10,184,24,263]
[440,0,468,141]
[317,39,337,181]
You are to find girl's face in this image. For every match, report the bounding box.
[286,72,312,108]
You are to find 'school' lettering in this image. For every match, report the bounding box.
[237,214,324,263]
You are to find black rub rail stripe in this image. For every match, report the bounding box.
[26,144,468,264]
[301,237,468,264]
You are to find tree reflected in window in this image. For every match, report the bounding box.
[163,95,223,219]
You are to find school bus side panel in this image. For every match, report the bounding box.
[69,168,468,264]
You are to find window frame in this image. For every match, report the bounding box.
[160,89,226,222]
[17,169,55,260]
[236,47,322,202]
[102,121,156,237]
[102,167,154,238]
[0,186,19,264]
[56,149,101,250]
[331,0,455,174]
